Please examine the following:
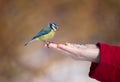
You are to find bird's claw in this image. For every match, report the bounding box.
[46,41,54,48]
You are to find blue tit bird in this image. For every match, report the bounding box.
[25,23,58,46]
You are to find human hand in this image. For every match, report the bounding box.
[45,43,100,63]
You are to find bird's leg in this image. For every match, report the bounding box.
[44,41,54,48]
[44,41,50,48]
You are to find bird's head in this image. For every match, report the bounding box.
[49,23,58,31]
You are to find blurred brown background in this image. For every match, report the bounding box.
[0,0,120,82]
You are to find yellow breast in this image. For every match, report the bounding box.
[39,29,55,41]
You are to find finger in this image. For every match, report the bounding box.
[45,43,80,59]
[45,43,72,53]
[45,43,72,55]
[57,44,79,55]
[45,43,58,48]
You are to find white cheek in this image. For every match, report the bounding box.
[52,26,56,31]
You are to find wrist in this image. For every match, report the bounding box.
[90,45,100,63]
[81,44,100,63]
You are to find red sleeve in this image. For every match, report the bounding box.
[89,43,120,82]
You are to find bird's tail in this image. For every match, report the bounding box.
[25,38,39,46]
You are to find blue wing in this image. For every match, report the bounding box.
[32,26,51,40]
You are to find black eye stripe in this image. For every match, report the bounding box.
[49,23,57,29]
